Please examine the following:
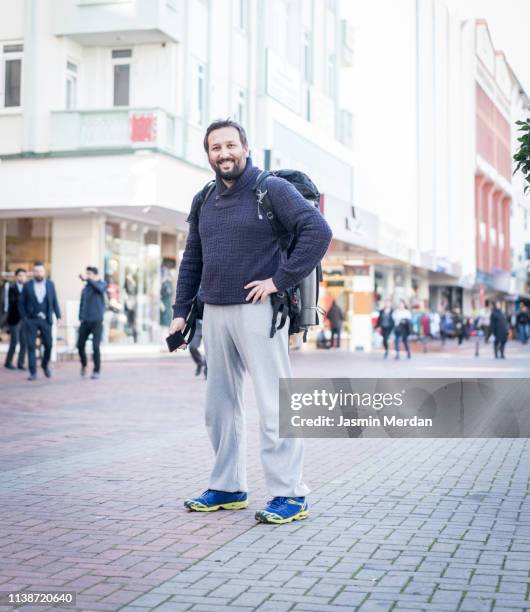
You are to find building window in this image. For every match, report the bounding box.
[326,53,336,98]
[190,61,206,126]
[480,222,486,243]
[112,49,132,107]
[303,31,312,83]
[66,61,78,110]
[338,109,353,147]
[234,0,247,30]
[0,218,52,275]
[305,88,311,121]
[1,43,23,108]
[234,89,246,124]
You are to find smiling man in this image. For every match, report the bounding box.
[169,119,332,524]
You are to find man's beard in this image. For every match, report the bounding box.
[212,157,246,180]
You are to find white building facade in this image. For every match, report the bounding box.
[343,0,529,334]
[0,0,355,346]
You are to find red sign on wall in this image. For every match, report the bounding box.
[130,114,157,143]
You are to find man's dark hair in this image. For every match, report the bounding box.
[86,266,99,275]
[34,261,44,267]
[15,268,26,275]
[203,118,248,152]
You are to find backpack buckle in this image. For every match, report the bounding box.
[256,188,268,205]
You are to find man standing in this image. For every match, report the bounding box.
[188,319,207,379]
[169,119,332,524]
[490,301,509,359]
[376,299,394,358]
[4,268,27,371]
[19,262,61,381]
[77,266,106,379]
[327,300,344,349]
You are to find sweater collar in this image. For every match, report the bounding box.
[215,157,258,197]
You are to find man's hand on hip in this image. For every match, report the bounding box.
[244,278,278,304]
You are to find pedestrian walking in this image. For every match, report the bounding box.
[77,266,106,380]
[516,305,529,345]
[375,299,394,358]
[327,300,344,348]
[123,269,138,343]
[490,301,509,359]
[3,268,27,371]
[440,311,453,345]
[393,300,412,359]
[188,318,207,378]
[169,119,332,524]
[19,262,61,381]
[453,308,464,346]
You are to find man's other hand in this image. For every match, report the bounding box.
[244,278,278,304]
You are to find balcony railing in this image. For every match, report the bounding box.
[50,108,207,167]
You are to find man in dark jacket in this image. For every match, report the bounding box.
[19,262,62,380]
[376,299,394,358]
[490,301,509,359]
[169,119,332,524]
[327,300,344,348]
[4,268,27,370]
[77,266,106,379]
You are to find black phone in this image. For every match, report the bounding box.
[166,330,187,352]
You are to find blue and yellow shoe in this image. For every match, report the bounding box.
[255,497,309,524]
[184,489,249,512]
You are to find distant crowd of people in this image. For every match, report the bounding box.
[373,299,527,360]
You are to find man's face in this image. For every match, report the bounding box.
[16,271,26,284]
[207,127,249,180]
[33,265,45,282]
[86,269,96,281]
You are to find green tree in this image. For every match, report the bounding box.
[514,118,530,195]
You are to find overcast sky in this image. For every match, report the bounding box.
[447,0,530,94]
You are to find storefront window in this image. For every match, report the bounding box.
[103,219,161,344]
[0,217,52,285]
[0,218,52,274]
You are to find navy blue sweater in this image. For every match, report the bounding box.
[173,159,332,319]
[79,279,106,322]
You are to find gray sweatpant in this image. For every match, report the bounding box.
[202,301,310,498]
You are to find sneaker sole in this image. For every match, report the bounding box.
[254,510,309,524]
[184,500,249,512]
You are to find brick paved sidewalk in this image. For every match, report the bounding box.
[1,351,529,611]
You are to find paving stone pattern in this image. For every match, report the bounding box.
[1,347,529,611]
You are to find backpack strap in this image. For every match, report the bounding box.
[253,172,296,254]
[187,180,216,224]
[269,292,289,338]
[253,172,286,239]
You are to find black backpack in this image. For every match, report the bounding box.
[188,169,325,341]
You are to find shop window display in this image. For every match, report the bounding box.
[103,220,161,344]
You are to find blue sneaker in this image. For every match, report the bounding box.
[184,489,248,512]
[255,497,309,524]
